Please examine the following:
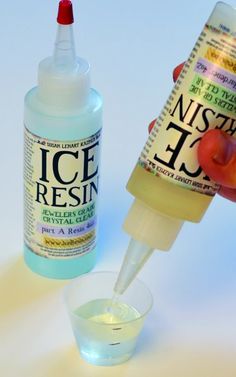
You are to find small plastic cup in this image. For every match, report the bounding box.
[64,271,153,366]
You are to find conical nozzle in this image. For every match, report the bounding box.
[38,0,90,110]
[114,238,154,295]
[53,1,76,71]
[53,22,76,71]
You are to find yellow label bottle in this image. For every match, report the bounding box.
[115,2,236,294]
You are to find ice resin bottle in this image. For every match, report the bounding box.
[24,0,102,279]
[114,2,236,294]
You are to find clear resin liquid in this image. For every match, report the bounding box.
[127,164,212,222]
[73,298,143,365]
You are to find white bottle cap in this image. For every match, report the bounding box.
[38,55,90,111]
[37,1,90,112]
[123,199,184,251]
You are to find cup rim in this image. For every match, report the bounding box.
[64,270,153,326]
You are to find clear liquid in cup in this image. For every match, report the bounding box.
[73,298,142,365]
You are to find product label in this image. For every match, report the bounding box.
[24,128,101,259]
[140,22,236,196]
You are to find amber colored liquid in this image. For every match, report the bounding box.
[127,164,213,223]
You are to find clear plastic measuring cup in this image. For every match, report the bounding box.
[64,271,153,366]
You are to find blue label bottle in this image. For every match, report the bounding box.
[23,0,103,278]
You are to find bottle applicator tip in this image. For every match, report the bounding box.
[114,238,154,295]
[57,0,74,25]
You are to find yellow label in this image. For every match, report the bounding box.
[139,23,236,196]
[205,46,236,74]
[24,128,101,259]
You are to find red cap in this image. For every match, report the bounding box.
[57,0,74,25]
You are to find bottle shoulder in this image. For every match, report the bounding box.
[25,86,102,117]
[24,87,103,141]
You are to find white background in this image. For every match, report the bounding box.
[0,1,236,376]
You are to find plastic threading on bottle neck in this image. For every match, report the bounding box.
[57,0,74,25]
[123,199,184,251]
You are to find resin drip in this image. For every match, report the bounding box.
[106,292,121,317]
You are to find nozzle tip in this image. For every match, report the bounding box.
[57,0,74,25]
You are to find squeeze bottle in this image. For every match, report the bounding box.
[24,0,102,279]
[114,2,236,294]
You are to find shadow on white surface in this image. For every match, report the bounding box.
[24,346,88,377]
[0,256,66,317]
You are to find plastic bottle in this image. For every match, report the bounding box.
[114,2,236,294]
[24,0,102,279]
